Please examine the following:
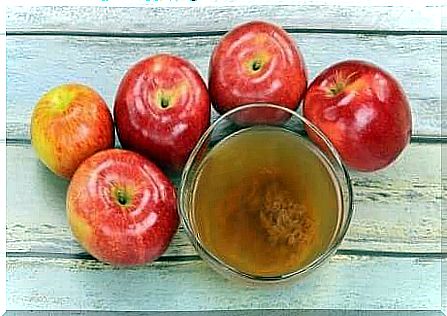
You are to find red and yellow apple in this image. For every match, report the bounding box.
[208,21,307,123]
[30,83,115,178]
[303,60,412,172]
[114,54,210,171]
[67,149,179,266]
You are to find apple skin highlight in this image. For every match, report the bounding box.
[31,83,115,179]
[209,21,307,116]
[67,149,179,266]
[114,54,211,172]
[303,60,412,172]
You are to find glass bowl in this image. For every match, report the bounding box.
[179,103,353,284]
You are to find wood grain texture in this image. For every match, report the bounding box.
[6,255,444,310]
[6,142,443,256]
[5,4,446,313]
[5,312,445,316]
[6,5,444,34]
[6,34,444,138]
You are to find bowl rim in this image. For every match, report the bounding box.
[179,102,354,283]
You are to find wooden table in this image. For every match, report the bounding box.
[6,4,446,313]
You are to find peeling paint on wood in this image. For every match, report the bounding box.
[6,256,443,310]
[6,5,444,34]
[6,34,444,139]
[6,143,442,255]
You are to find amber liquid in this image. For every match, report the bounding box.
[191,126,341,277]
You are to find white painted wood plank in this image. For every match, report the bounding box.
[6,142,443,255]
[4,312,444,316]
[6,34,443,138]
[6,255,443,310]
[5,312,443,316]
[6,5,444,34]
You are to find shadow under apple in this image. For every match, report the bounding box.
[35,159,70,209]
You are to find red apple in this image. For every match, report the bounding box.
[303,60,412,172]
[67,149,179,266]
[208,21,307,123]
[31,83,114,178]
[114,54,210,171]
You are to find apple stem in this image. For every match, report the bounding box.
[329,81,345,96]
[116,190,128,206]
[118,195,126,205]
[160,97,170,109]
[252,60,262,72]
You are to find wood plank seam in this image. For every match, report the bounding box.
[6,249,447,260]
[7,29,447,38]
[6,5,445,34]
[6,34,444,137]
[6,135,447,145]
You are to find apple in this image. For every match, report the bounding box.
[208,21,307,123]
[31,83,114,178]
[303,60,412,172]
[114,54,210,171]
[67,149,179,266]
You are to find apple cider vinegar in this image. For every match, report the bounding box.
[191,126,341,277]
